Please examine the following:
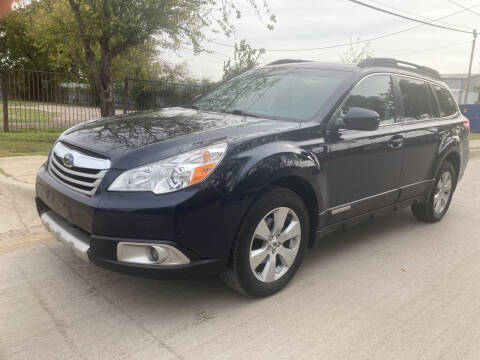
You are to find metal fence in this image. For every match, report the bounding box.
[1,68,206,132]
[123,78,205,113]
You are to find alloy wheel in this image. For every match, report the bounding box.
[249,207,301,283]
[433,171,453,215]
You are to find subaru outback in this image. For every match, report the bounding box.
[36,58,470,297]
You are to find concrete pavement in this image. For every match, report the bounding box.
[0,156,52,256]
[0,155,480,359]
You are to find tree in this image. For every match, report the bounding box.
[340,37,374,64]
[223,39,265,80]
[0,2,53,69]
[61,0,275,117]
[0,0,15,16]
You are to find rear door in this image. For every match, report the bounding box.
[324,74,406,222]
[396,75,447,200]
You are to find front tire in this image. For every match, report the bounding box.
[221,187,309,297]
[411,161,456,223]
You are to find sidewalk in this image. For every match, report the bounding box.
[0,155,51,255]
[0,155,47,184]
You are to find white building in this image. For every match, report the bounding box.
[441,73,480,105]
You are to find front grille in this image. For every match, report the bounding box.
[48,142,111,196]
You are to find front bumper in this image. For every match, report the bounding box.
[39,209,227,279]
[35,164,249,279]
[40,210,90,262]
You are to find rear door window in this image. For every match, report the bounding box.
[397,76,432,120]
[342,74,396,124]
[427,83,441,118]
[432,84,458,117]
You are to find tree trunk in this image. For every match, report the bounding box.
[98,91,114,117]
[97,77,115,117]
[93,47,115,117]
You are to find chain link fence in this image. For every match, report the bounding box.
[1,69,206,132]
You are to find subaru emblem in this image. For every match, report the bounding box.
[63,153,74,168]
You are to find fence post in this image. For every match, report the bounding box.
[123,77,128,114]
[1,69,8,133]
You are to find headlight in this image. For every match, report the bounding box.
[108,143,227,194]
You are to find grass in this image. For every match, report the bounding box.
[470,133,480,140]
[0,131,61,157]
[1,107,57,123]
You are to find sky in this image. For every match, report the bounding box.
[164,0,480,81]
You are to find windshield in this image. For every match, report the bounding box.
[191,67,350,122]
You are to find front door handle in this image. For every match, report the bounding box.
[388,135,405,149]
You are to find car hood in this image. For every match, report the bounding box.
[59,107,301,168]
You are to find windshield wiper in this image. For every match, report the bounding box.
[229,109,258,118]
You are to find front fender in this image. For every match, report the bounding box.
[216,141,323,205]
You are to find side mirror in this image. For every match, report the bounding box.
[338,107,380,131]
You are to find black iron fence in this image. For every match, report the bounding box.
[123,78,205,112]
[1,68,206,132]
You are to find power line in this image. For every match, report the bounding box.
[209,26,428,52]
[348,0,473,34]
[390,40,471,57]
[367,0,472,30]
[446,0,480,18]
[207,2,480,53]
[184,48,226,65]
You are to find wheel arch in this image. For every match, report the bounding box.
[270,175,319,248]
[444,151,461,181]
[222,142,324,253]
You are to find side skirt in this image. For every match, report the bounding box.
[310,195,426,248]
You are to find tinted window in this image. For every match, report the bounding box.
[433,84,458,117]
[342,74,395,124]
[398,77,431,120]
[427,84,441,118]
[192,68,349,122]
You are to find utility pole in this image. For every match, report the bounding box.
[464,29,477,104]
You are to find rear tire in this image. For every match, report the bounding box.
[220,187,309,297]
[411,161,456,223]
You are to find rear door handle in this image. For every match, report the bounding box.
[388,135,405,149]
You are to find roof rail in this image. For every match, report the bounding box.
[266,59,312,66]
[358,58,441,80]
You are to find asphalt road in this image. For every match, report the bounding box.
[1,157,480,360]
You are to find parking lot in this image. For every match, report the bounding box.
[1,154,479,359]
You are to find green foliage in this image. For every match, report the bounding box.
[0,3,52,69]
[223,39,266,80]
[2,0,275,116]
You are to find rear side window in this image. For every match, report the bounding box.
[343,74,396,124]
[397,76,431,120]
[432,84,458,117]
[427,84,441,118]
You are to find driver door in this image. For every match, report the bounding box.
[323,74,405,223]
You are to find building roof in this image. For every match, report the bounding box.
[442,73,480,79]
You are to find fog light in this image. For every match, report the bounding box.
[149,246,169,264]
[150,246,159,262]
[117,242,190,266]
